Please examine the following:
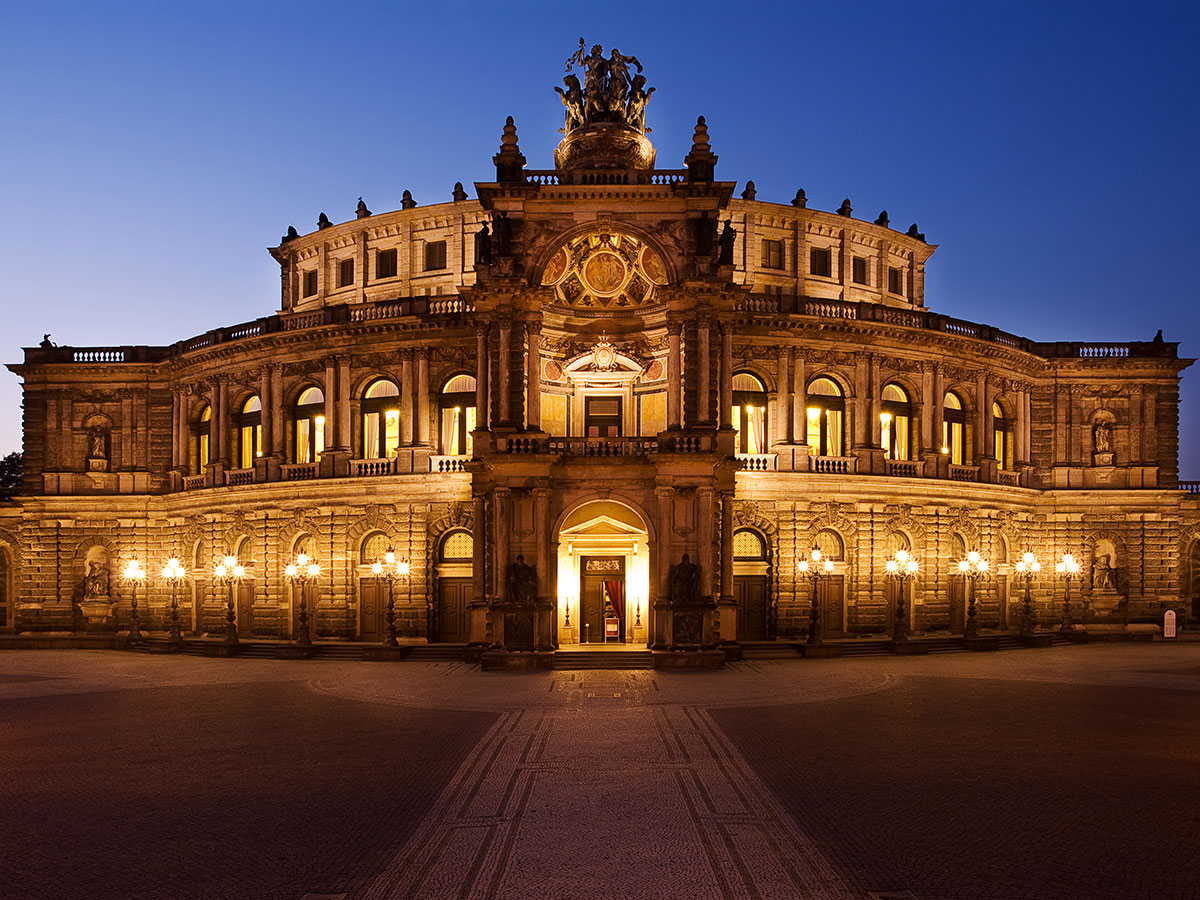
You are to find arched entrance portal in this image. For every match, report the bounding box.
[556,500,651,646]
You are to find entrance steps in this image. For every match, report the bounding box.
[553,649,654,670]
[406,644,468,662]
[741,641,803,659]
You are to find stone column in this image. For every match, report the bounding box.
[776,347,790,444]
[170,389,182,470]
[498,318,511,425]
[667,324,682,429]
[494,489,509,600]
[698,487,714,601]
[698,318,711,424]
[868,355,882,448]
[475,325,489,431]
[852,356,869,448]
[323,361,337,451]
[975,372,989,462]
[216,376,231,465]
[719,323,733,430]
[417,350,430,445]
[337,358,351,451]
[534,488,551,597]
[792,351,807,445]
[400,351,414,445]
[920,363,935,454]
[270,365,284,457]
[472,495,487,603]
[526,321,542,431]
[260,367,274,461]
[933,365,945,451]
[653,486,673,649]
[720,492,734,603]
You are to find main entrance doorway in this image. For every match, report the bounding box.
[556,499,651,646]
[580,556,624,643]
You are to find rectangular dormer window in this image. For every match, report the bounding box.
[424,240,447,271]
[761,239,784,270]
[809,247,832,278]
[888,266,904,295]
[852,256,867,285]
[302,270,318,297]
[338,258,354,288]
[376,248,398,280]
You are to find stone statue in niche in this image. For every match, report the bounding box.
[88,426,108,460]
[717,219,736,266]
[474,222,492,266]
[84,561,110,599]
[669,553,701,606]
[505,554,537,608]
[1093,554,1116,591]
[1094,421,1112,453]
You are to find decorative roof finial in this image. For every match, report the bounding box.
[452,182,468,202]
[317,212,332,229]
[356,198,371,219]
[684,116,717,183]
[741,180,757,201]
[906,223,926,242]
[282,225,299,242]
[494,116,527,183]
[792,189,807,208]
[401,190,417,210]
[837,198,852,217]
[875,210,889,227]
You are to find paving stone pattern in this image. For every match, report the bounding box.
[0,645,1197,899]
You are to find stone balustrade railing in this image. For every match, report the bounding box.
[1180,481,1200,494]
[998,470,1021,486]
[885,458,924,478]
[281,462,318,481]
[737,453,776,471]
[811,455,857,474]
[225,468,255,487]
[549,438,658,458]
[182,474,206,491]
[950,464,981,482]
[349,458,393,477]
[430,456,468,473]
[522,168,688,186]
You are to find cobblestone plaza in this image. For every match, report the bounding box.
[2,644,1197,899]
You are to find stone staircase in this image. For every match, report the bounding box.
[406,644,468,662]
[553,649,655,670]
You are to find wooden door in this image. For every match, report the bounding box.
[437,577,471,642]
[949,576,965,633]
[884,579,900,634]
[997,577,1009,630]
[819,576,844,638]
[359,578,386,641]
[735,575,767,641]
[236,582,254,635]
[580,575,606,643]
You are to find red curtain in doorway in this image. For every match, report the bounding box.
[603,580,624,632]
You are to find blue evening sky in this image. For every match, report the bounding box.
[1,1,1197,475]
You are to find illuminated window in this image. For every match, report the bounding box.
[441,530,473,561]
[881,383,911,461]
[375,248,398,280]
[338,258,354,287]
[810,247,832,278]
[733,529,766,560]
[761,239,784,270]
[362,379,400,459]
[993,401,1012,470]
[806,377,844,457]
[814,529,844,561]
[585,396,622,438]
[294,386,325,464]
[943,391,965,465]
[302,270,317,297]
[440,374,477,456]
[732,373,767,454]
[195,405,211,474]
[361,532,390,563]
[237,395,262,470]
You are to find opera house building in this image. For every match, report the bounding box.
[3,48,1196,664]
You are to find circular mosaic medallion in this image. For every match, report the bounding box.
[541,248,569,286]
[640,245,668,285]
[582,251,627,296]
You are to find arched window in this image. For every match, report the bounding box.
[993,401,1012,470]
[814,529,844,561]
[951,533,967,559]
[440,375,477,456]
[806,377,844,457]
[195,405,211,475]
[294,387,325,464]
[733,528,767,560]
[440,529,473,562]
[943,391,965,465]
[361,532,391,563]
[237,396,262,470]
[886,531,911,556]
[881,383,912,461]
[732,373,768,454]
[362,379,400,459]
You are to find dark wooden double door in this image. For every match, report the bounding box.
[735,575,768,641]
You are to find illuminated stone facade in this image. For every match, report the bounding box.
[3,58,1199,651]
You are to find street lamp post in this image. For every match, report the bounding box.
[1055,552,1081,633]
[120,558,146,642]
[370,546,409,647]
[212,554,245,645]
[285,552,321,646]
[884,549,920,642]
[956,550,990,640]
[160,557,187,646]
[1014,551,1042,638]
[797,546,834,645]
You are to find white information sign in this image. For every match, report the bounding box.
[1164,609,1177,639]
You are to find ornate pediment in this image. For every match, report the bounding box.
[542,230,668,310]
